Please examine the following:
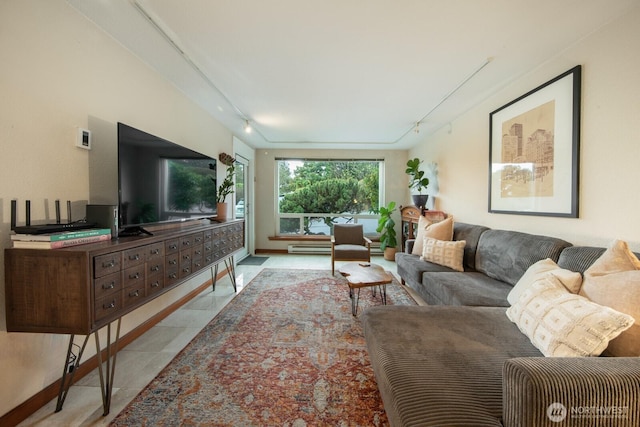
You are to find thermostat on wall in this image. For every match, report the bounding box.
[76,128,91,150]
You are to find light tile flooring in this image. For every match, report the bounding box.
[19,254,403,427]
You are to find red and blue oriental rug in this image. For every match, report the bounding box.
[110,268,416,426]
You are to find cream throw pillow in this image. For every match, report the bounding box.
[411,215,453,255]
[580,240,640,357]
[508,258,583,305]
[506,274,634,357]
[420,237,465,272]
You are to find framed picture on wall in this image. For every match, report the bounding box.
[489,65,581,217]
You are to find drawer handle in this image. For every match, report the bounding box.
[129,254,140,261]
[129,272,140,279]
[195,237,202,243]
[194,249,202,255]
[129,289,140,297]
[150,265,160,272]
[150,248,160,255]
[183,254,191,260]
[194,262,201,268]
[183,241,191,247]
[169,259,178,265]
[169,244,178,250]
[102,260,116,268]
[151,281,160,288]
[182,267,190,273]
[102,281,115,290]
[169,273,178,279]
[103,300,116,309]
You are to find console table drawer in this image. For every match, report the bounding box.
[123,247,145,269]
[165,238,180,254]
[94,253,122,278]
[94,273,122,299]
[123,284,146,308]
[146,242,164,260]
[95,294,122,322]
[123,265,145,287]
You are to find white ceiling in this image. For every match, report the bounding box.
[68,0,637,150]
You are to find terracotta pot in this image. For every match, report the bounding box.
[216,202,228,220]
[383,247,397,261]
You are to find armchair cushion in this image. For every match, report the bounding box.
[333,223,367,245]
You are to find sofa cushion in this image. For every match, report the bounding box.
[422,271,513,306]
[420,237,465,272]
[395,252,457,288]
[411,215,453,255]
[507,273,634,357]
[452,222,490,270]
[362,306,541,427]
[507,258,582,305]
[581,240,640,357]
[475,229,572,286]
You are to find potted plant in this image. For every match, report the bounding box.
[213,163,235,220]
[405,157,430,208]
[376,201,398,261]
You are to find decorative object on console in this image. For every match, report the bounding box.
[213,160,236,220]
[489,65,581,218]
[376,201,398,261]
[405,157,430,209]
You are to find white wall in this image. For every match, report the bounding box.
[409,4,640,252]
[0,0,234,416]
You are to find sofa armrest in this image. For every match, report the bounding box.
[405,239,415,253]
[502,357,640,427]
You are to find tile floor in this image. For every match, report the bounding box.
[18,254,404,427]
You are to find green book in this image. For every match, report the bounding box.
[11,228,112,242]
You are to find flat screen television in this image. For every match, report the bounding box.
[117,122,217,231]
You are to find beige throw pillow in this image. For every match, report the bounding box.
[411,215,453,255]
[420,237,465,272]
[506,274,634,357]
[508,258,583,305]
[580,240,640,356]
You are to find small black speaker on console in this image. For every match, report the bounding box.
[86,204,118,239]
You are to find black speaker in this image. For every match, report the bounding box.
[86,204,118,239]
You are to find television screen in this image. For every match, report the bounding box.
[117,123,217,229]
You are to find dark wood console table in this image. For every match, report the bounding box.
[4,218,244,415]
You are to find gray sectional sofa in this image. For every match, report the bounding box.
[362,223,640,427]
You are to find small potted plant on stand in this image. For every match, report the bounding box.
[376,201,398,261]
[213,162,235,221]
[405,157,430,209]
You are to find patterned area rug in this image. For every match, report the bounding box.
[111,268,416,426]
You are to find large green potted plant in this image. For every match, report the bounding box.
[405,157,430,208]
[214,163,235,220]
[376,201,398,261]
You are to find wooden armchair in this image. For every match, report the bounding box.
[331,224,372,275]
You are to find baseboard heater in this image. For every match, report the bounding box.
[287,244,382,254]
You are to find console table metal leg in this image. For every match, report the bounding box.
[225,256,237,292]
[55,334,90,412]
[212,256,236,293]
[94,318,121,416]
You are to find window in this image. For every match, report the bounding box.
[276,159,383,236]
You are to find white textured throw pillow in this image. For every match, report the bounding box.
[506,274,634,357]
[508,258,583,305]
[420,237,465,272]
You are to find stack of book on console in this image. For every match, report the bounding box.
[11,228,112,249]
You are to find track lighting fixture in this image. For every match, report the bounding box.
[244,120,252,133]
